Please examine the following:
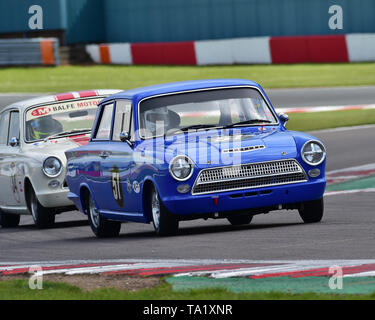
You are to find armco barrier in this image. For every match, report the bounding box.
[0,38,59,66]
[131,42,196,65]
[86,33,375,65]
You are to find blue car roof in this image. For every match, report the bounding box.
[100,79,263,104]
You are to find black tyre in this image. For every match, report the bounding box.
[227,214,253,226]
[150,186,179,236]
[0,211,20,228]
[29,187,55,228]
[87,193,121,238]
[298,197,324,223]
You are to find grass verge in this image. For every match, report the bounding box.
[0,63,375,93]
[0,278,375,300]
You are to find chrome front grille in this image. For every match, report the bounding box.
[192,159,307,195]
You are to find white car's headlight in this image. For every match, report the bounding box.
[301,140,326,166]
[42,157,63,177]
[169,156,194,181]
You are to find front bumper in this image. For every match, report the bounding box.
[162,178,326,215]
[37,188,73,208]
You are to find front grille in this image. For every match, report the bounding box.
[192,159,307,195]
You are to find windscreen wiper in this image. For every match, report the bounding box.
[43,128,91,142]
[222,119,272,129]
[165,124,219,136]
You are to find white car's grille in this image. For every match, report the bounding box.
[192,159,307,195]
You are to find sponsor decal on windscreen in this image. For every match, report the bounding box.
[26,98,102,121]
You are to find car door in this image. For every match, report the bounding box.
[89,102,115,212]
[105,99,135,214]
[0,110,23,208]
[0,111,10,206]
[5,110,24,207]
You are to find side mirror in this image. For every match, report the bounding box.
[119,131,132,146]
[278,113,289,126]
[119,131,130,142]
[9,137,19,147]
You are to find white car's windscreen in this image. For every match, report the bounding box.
[25,97,102,142]
[139,87,277,139]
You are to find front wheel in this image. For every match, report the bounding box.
[29,187,55,228]
[0,211,20,228]
[298,198,324,223]
[150,186,179,236]
[227,214,253,226]
[87,194,121,238]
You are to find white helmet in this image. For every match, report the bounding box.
[144,107,170,134]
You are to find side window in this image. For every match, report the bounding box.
[94,103,114,140]
[112,100,132,141]
[0,112,10,145]
[8,111,20,145]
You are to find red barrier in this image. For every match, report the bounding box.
[131,41,196,65]
[307,35,348,62]
[270,36,309,64]
[270,35,349,63]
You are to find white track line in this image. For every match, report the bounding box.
[276,104,375,114]
[325,188,375,197]
[3,259,375,278]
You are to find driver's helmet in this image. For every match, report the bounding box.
[28,116,62,140]
[144,107,171,134]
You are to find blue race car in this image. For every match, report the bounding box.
[65,79,326,237]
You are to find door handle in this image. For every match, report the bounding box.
[99,151,109,159]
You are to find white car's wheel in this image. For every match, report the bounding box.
[150,186,179,236]
[29,187,55,228]
[0,211,20,228]
[87,193,121,238]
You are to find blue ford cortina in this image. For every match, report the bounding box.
[65,79,326,237]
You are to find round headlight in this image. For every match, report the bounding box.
[42,157,63,177]
[169,156,194,181]
[301,140,326,166]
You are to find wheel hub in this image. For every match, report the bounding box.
[151,191,160,228]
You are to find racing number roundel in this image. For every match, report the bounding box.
[110,165,124,207]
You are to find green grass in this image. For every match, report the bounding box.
[286,109,375,132]
[1,63,375,93]
[1,279,375,300]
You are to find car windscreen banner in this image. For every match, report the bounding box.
[26,98,102,121]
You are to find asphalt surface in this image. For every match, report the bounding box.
[267,86,375,108]
[1,86,375,109]
[0,91,374,262]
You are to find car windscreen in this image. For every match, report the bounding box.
[25,97,102,142]
[138,87,277,139]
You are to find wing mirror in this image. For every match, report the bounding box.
[119,131,132,146]
[278,113,289,126]
[9,137,19,147]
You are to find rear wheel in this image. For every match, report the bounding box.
[0,211,20,228]
[87,194,121,238]
[150,186,179,236]
[298,198,324,223]
[227,214,253,225]
[29,187,55,228]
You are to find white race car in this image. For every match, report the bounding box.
[0,89,121,228]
